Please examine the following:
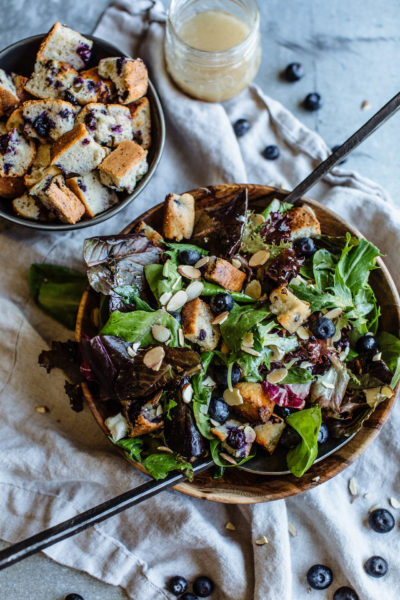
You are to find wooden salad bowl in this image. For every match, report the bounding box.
[75,184,400,504]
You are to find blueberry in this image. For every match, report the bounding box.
[65,595,85,600]
[274,406,296,419]
[331,145,347,165]
[226,427,246,449]
[304,93,322,111]
[293,237,316,257]
[180,594,198,600]
[364,555,388,578]
[193,575,214,597]
[33,112,53,138]
[170,311,182,324]
[284,62,304,82]
[317,422,329,444]
[179,249,202,265]
[311,317,336,340]
[356,334,379,354]
[333,587,359,600]
[262,145,280,160]
[208,397,229,423]
[210,293,234,315]
[306,564,333,590]
[64,90,79,105]
[233,118,250,137]
[167,575,188,595]
[368,508,395,533]
[76,43,91,64]
[279,426,301,448]
[213,364,241,387]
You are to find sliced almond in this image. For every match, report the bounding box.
[369,504,381,513]
[288,522,297,537]
[312,476,320,483]
[36,405,49,414]
[324,307,342,320]
[223,388,243,406]
[349,477,358,496]
[156,446,173,453]
[219,452,237,464]
[151,324,171,343]
[166,289,188,312]
[267,368,288,384]
[361,99,371,110]
[242,332,254,348]
[297,326,311,340]
[178,265,201,280]
[255,535,269,546]
[127,344,140,358]
[242,346,261,357]
[221,340,229,354]
[372,352,382,362]
[245,279,262,300]
[186,280,204,301]
[143,346,165,371]
[212,311,229,325]
[251,213,265,226]
[159,291,172,306]
[389,497,400,509]
[231,258,242,269]
[178,329,185,346]
[270,345,285,362]
[195,256,210,269]
[249,249,270,268]
[226,521,236,531]
[182,383,193,404]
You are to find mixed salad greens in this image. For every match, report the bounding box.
[77,190,400,480]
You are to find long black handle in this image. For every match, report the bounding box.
[0,458,213,571]
[285,91,400,204]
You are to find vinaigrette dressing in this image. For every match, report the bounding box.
[177,10,250,52]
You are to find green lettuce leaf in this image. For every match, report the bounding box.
[192,351,215,439]
[28,264,87,330]
[114,437,143,462]
[143,453,193,481]
[209,439,254,468]
[163,241,208,263]
[220,304,270,351]
[286,405,321,477]
[100,309,180,347]
[281,368,314,384]
[261,198,293,219]
[144,259,182,302]
[378,331,400,388]
[200,281,256,303]
[113,284,154,312]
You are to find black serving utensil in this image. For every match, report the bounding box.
[0,458,214,571]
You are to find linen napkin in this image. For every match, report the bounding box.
[0,1,399,599]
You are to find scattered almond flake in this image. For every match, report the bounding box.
[363,492,370,499]
[389,497,400,509]
[157,446,173,453]
[369,504,381,513]
[166,289,188,312]
[251,213,265,226]
[288,522,297,537]
[127,346,138,358]
[225,522,236,531]
[361,99,371,110]
[195,256,210,269]
[212,311,229,325]
[255,535,269,546]
[36,405,49,414]
[159,291,172,306]
[178,265,201,280]
[312,476,320,483]
[307,587,312,594]
[220,452,237,464]
[350,494,359,504]
[210,418,220,427]
[241,346,262,357]
[249,249,270,268]
[171,275,182,290]
[143,346,165,371]
[237,215,246,222]
[349,477,358,496]
[151,324,171,343]
[332,328,342,343]
[270,345,285,361]
[223,388,243,406]
[231,258,242,269]
[299,360,313,369]
[156,404,163,417]
[297,326,310,340]
[182,383,193,404]
[245,279,262,300]
[178,329,185,346]
[242,332,254,347]
[267,368,288,384]
[186,280,204,301]
[372,352,382,362]
[324,307,342,320]
[202,375,216,387]
[322,381,335,389]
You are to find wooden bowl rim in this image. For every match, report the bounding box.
[76,184,400,504]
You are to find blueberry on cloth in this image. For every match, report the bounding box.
[304,93,322,111]
[333,587,359,600]
[306,564,333,590]
[193,575,214,597]
[364,555,388,578]
[233,118,250,137]
[262,145,280,160]
[284,62,304,82]
[168,575,188,595]
[65,595,85,600]
[368,508,395,533]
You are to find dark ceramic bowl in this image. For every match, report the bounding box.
[0,34,165,231]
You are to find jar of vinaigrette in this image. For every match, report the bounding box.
[165,0,261,102]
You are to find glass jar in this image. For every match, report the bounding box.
[164,0,261,102]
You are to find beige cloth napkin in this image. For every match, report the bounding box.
[0,1,399,599]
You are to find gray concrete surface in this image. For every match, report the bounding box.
[1,1,400,599]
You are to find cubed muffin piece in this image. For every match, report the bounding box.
[66,171,118,217]
[22,99,77,141]
[163,193,195,241]
[0,68,20,117]
[287,205,321,240]
[24,143,61,188]
[0,174,25,198]
[128,96,151,150]
[76,102,133,147]
[254,416,286,454]
[182,297,220,351]
[211,419,256,459]
[30,173,85,223]
[25,60,78,100]
[98,57,148,104]
[231,382,275,424]
[36,22,93,70]
[0,128,36,177]
[125,393,164,437]
[134,220,164,246]
[67,67,113,105]
[6,107,24,132]
[270,284,311,333]
[12,75,31,103]
[98,140,148,193]
[203,257,246,293]
[51,123,107,175]
[12,192,41,220]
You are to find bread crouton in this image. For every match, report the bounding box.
[203,257,246,292]
[6,107,24,132]
[135,220,164,246]
[0,174,25,198]
[98,140,148,193]
[254,416,286,454]
[67,67,113,105]
[182,297,220,351]
[25,60,78,99]
[12,192,41,220]
[231,382,275,424]
[51,123,107,175]
[76,102,133,147]
[126,393,164,437]
[30,173,85,224]
[211,419,256,458]
[287,205,321,240]
[128,96,151,150]
[0,128,36,177]
[24,143,61,188]
[98,57,148,104]
[66,171,118,217]
[37,22,93,70]
[270,284,311,334]
[163,193,195,241]
[22,99,77,141]
[0,68,19,117]
[13,75,31,103]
